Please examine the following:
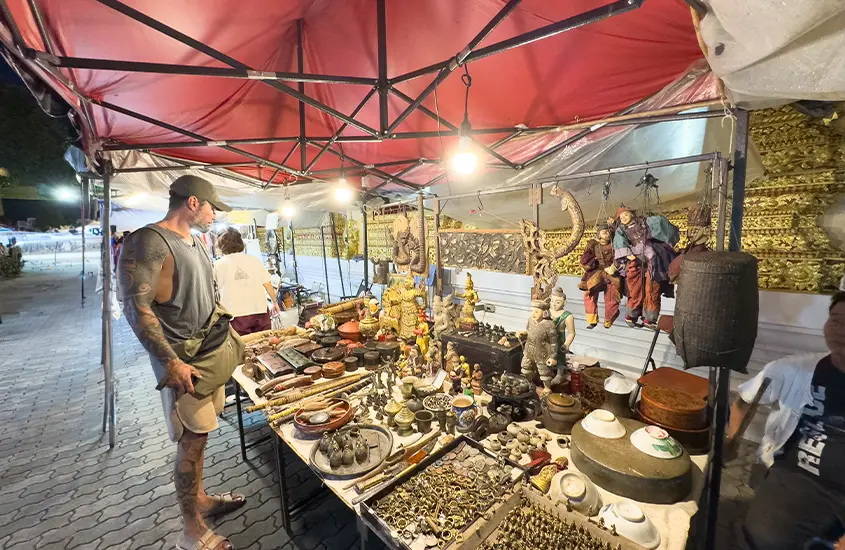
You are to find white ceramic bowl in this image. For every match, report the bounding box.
[598,501,661,549]
[630,425,684,459]
[581,409,626,439]
[556,472,602,517]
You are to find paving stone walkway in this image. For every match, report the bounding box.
[0,252,759,550]
[0,255,362,550]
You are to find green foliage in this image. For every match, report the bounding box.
[0,84,75,189]
[0,252,25,278]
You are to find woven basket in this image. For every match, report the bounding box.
[673,252,758,372]
[583,367,615,408]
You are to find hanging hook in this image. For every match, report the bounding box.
[602,178,611,201]
[476,190,484,215]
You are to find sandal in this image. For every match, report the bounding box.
[202,493,247,518]
[176,528,233,550]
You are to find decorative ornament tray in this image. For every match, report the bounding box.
[309,423,393,479]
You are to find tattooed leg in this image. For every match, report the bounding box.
[175,430,233,549]
[175,430,208,536]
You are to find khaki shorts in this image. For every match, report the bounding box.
[160,385,226,442]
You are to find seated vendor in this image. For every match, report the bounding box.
[728,291,845,550]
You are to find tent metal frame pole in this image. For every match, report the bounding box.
[289,220,299,284]
[101,164,116,448]
[297,19,307,172]
[25,0,56,55]
[305,140,421,191]
[30,52,376,85]
[390,0,643,85]
[81,176,88,308]
[113,162,260,174]
[387,0,524,134]
[305,87,378,173]
[715,152,729,251]
[102,136,303,152]
[433,197,442,295]
[366,160,424,194]
[329,214,346,297]
[389,87,518,169]
[729,109,749,252]
[94,0,380,138]
[362,205,369,289]
[415,152,719,204]
[319,226,331,302]
[145,152,270,189]
[376,0,389,136]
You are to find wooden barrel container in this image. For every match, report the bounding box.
[674,252,758,373]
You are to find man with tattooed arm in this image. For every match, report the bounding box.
[118,176,245,550]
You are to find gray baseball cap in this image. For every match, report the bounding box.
[169,175,232,212]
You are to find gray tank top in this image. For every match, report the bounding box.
[143,224,216,345]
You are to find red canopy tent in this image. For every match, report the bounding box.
[0,0,713,193]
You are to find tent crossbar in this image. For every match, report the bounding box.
[28,51,377,85]
[146,152,269,189]
[388,152,718,205]
[389,87,519,169]
[25,0,56,55]
[389,0,642,85]
[386,0,524,134]
[94,0,380,138]
[297,19,307,172]
[306,87,378,172]
[366,160,425,194]
[114,162,260,174]
[304,140,421,191]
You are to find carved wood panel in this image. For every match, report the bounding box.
[438,230,527,274]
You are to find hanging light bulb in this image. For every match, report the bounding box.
[280,184,295,218]
[451,66,478,175]
[334,160,353,203]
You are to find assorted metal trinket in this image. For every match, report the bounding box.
[369,441,519,549]
[479,496,619,550]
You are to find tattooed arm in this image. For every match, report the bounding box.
[118,229,200,395]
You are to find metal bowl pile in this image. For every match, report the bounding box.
[482,372,533,399]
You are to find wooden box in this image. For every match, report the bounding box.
[440,332,523,375]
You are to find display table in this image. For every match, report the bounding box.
[231,365,708,550]
[441,331,523,375]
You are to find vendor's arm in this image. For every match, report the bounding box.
[563,314,576,352]
[118,230,199,395]
[725,361,784,457]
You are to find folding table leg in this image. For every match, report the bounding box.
[357,516,370,550]
[235,381,247,461]
[273,434,292,532]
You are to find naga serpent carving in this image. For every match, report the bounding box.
[521,187,585,300]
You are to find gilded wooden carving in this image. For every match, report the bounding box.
[438,230,526,274]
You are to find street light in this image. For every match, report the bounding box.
[54,186,80,201]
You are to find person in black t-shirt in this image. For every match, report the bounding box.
[729,292,845,550]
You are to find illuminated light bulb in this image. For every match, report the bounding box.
[334,183,353,203]
[54,187,79,201]
[452,151,478,174]
[281,201,295,218]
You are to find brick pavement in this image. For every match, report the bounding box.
[0,257,363,550]
[0,254,759,550]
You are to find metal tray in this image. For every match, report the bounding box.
[359,436,526,550]
[309,423,393,479]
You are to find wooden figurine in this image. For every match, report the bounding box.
[471,364,483,395]
[414,312,430,357]
[549,287,575,386]
[455,272,479,330]
[520,299,557,395]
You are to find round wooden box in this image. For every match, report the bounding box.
[639,386,706,430]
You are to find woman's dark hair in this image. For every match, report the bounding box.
[217,227,245,255]
[831,291,845,312]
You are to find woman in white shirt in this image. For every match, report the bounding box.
[214,228,280,335]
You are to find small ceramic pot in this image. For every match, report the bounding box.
[415,410,434,433]
[489,440,502,451]
[344,356,360,372]
[509,451,522,462]
[497,432,513,445]
[529,436,541,447]
[506,439,519,451]
[363,351,381,371]
[451,394,476,433]
[506,424,521,437]
[516,429,531,444]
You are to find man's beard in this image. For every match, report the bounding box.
[190,216,211,233]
